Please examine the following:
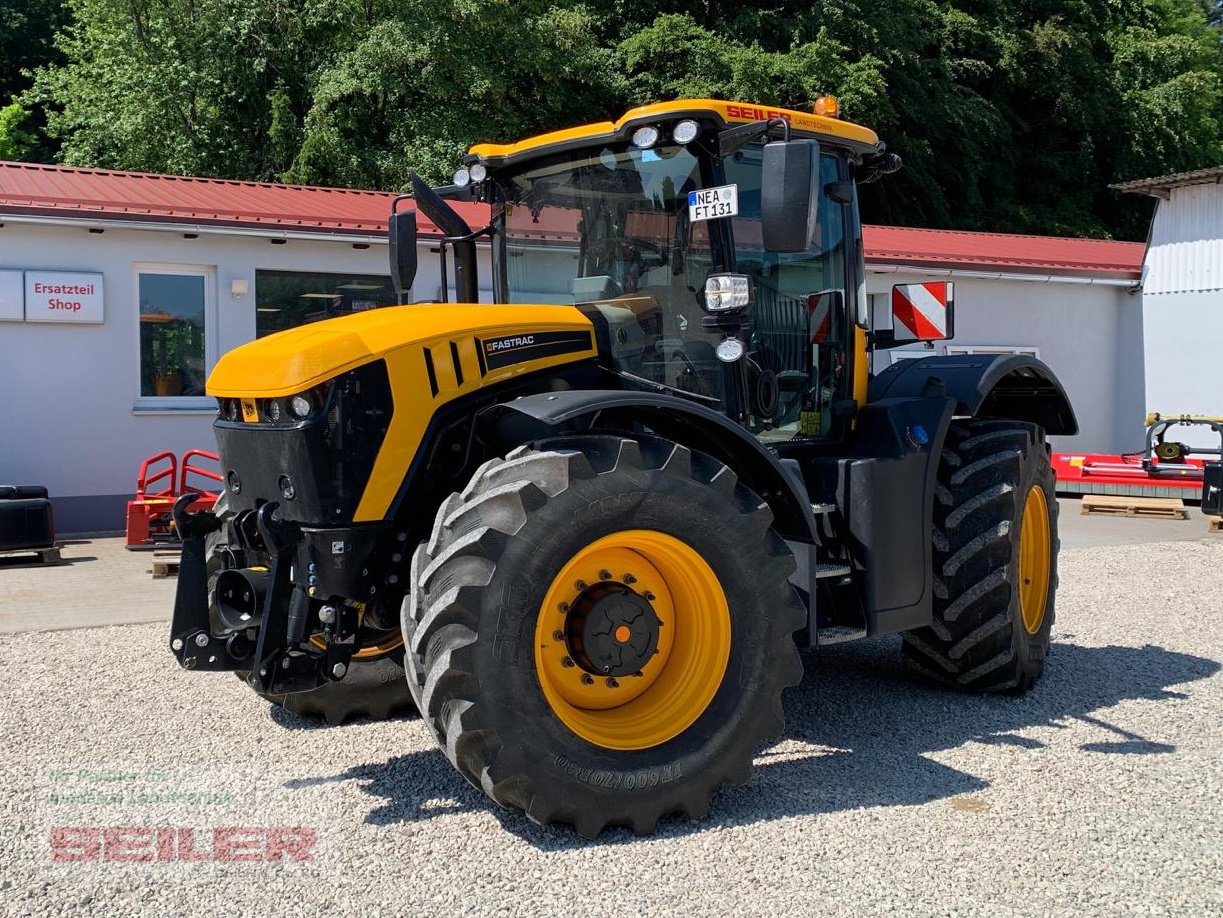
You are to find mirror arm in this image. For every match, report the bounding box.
[717,118,791,158]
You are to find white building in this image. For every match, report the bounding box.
[0,161,1144,531]
[1114,166,1223,447]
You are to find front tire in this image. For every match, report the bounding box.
[902,419,1058,693]
[404,436,805,837]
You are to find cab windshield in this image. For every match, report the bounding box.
[493,139,850,438]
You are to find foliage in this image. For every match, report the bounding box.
[13,0,1223,238]
[0,102,36,160]
[285,1,622,188]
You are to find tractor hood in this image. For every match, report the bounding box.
[208,303,594,398]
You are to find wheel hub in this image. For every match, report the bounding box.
[566,583,661,677]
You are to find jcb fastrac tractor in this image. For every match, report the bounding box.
[170,98,1076,837]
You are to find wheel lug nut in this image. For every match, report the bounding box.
[553,630,565,641]
[643,591,656,602]
[580,674,594,685]
[606,678,619,688]
[562,657,575,668]
[559,602,570,613]
[623,573,637,584]
[575,580,587,591]
[599,569,612,580]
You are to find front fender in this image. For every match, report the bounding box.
[868,354,1078,435]
[482,390,817,543]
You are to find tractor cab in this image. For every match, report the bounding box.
[397,99,907,444]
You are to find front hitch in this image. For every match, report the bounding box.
[168,493,234,671]
[167,495,359,693]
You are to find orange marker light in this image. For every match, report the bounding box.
[814,96,840,118]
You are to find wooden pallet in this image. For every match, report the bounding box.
[1209,517,1223,533]
[1080,494,1188,520]
[0,544,63,565]
[151,549,182,579]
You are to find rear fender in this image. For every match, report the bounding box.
[868,354,1078,435]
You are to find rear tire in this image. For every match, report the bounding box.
[403,436,805,837]
[901,419,1058,693]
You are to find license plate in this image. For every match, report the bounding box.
[688,184,738,222]
[240,399,259,422]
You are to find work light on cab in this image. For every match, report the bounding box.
[631,125,660,149]
[452,167,471,187]
[672,119,700,144]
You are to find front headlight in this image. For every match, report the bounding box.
[290,394,313,419]
[704,273,752,312]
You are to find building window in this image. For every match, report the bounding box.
[255,270,396,337]
[138,270,209,398]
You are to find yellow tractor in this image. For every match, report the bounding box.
[170,98,1075,836]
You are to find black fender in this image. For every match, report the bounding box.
[481,390,818,543]
[868,354,1078,435]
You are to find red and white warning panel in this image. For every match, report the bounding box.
[808,291,834,344]
[891,282,953,342]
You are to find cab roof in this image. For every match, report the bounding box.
[468,99,882,167]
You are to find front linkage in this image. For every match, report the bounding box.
[168,493,380,695]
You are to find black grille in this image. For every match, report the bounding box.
[214,360,394,524]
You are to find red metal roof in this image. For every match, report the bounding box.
[0,161,1144,278]
[863,225,1143,280]
[0,160,483,236]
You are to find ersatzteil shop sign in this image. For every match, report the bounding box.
[25,271,105,323]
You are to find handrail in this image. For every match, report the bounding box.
[135,451,177,500]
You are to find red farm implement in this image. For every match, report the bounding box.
[125,450,222,549]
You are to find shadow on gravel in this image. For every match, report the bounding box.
[289,639,1218,849]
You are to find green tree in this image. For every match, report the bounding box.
[286,1,623,188]
[31,0,374,179]
[0,102,36,160]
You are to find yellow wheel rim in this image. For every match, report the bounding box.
[1018,485,1051,635]
[534,530,731,751]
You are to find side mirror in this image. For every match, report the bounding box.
[389,207,418,302]
[891,281,954,342]
[762,139,820,253]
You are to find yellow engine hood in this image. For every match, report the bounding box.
[208,303,593,398]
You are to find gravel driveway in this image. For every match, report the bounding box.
[1,539,1219,917]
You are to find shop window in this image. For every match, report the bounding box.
[255,270,396,337]
[138,270,209,398]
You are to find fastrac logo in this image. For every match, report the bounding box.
[50,826,316,863]
[486,335,535,352]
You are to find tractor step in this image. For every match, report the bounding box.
[814,563,852,579]
[1080,494,1188,520]
[816,625,868,645]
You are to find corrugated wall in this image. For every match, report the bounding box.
[1144,182,1223,294]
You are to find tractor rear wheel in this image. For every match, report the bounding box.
[901,419,1058,693]
[403,436,805,837]
[205,499,414,725]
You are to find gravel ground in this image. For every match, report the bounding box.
[1,539,1220,917]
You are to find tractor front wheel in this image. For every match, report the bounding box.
[404,436,805,837]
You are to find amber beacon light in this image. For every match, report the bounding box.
[813,95,840,118]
